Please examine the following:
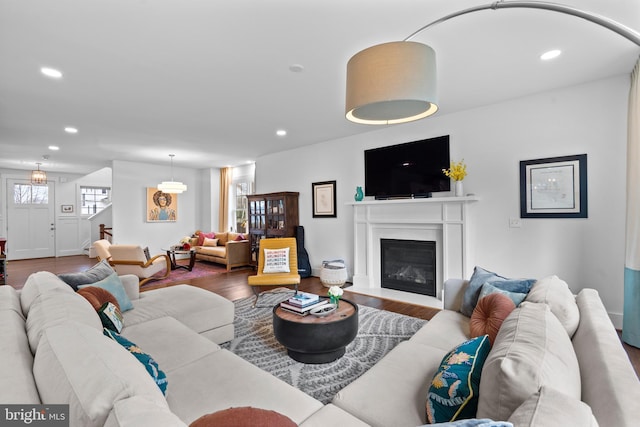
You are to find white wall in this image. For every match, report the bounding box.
[256,75,629,326]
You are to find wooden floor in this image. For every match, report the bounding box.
[6,255,640,377]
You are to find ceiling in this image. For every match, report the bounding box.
[1,0,639,174]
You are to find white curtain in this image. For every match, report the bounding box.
[623,57,640,347]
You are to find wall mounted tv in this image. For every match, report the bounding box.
[365,135,450,199]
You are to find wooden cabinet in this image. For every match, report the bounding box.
[247,192,299,265]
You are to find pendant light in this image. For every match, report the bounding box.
[31,162,47,184]
[157,154,187,194]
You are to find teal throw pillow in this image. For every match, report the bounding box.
[78,272,133,312]
[426,335,491,423]
[103,328,168,395]
[461,267,534,317]
[478,282,528,307]
[58,259,115,291]
[98,301,124,333]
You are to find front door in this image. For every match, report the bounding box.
[6,179,56,260]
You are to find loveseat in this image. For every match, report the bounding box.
[0,270,366,427]
[188,231,251,271]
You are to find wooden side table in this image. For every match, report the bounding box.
[273,297,358,364]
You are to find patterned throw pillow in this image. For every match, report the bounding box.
[263,247,290,273]
[98,301,124,333]
[103,329,168,395]
[427,335,491,423]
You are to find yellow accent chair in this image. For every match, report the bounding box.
[93,240,170,286]
[247,237,300,307]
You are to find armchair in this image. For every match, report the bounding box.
[247,237,300,307]
[94,242,170,286]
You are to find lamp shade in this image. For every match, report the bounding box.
[345,41,438,125]
[157,181,187,194]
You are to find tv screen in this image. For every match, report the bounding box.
[365,135,450,199]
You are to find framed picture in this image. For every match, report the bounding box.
[520,154,587,218]
[312,180,337,218]
[61,204,74,213]
[146,187,178,222]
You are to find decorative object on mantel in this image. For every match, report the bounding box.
[354,186,364,202]
[157,154,187,194]
[442,160,467,197]
[327,285,344,307]
[31,162,47,184]
[320,259,348,287]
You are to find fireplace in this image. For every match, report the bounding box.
[381,239,436,297]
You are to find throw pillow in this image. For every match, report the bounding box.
[426,335,491,423]
[77,285,120,311]
[103,328,168,395]
[524,275,579,337]
[234,233,246,241]
[143,246,151,261]
[203,237,218,247]
[461,267,534,317]
[78,272,133,312]
[478,282,528,307]
[470,293,515,345]
[197,232,215,246]
[98,301,124,333]
[508,386,597,427]
[57,259,115,291]
[262,247,290,273]
[189,407,297,427]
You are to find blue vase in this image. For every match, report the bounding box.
[354,186,364,202]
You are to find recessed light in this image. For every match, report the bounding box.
[289,64,304,73]
[64,127,78,134]
[41,67,63,78]
[48,145,60,151]
[540,49,561,61]
[276,129,287,137]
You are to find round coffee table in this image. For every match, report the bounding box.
[273,297,358,364]
[163,247,197,271]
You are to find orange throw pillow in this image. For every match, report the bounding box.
[470,293,515,345]
[77,286,120,311]
[189,407,296,427]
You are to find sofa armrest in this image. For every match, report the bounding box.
[443,279,468,312]
[226,240,250,265]
[119,275,140,300]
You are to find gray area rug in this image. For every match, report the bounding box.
[221,291,427,404]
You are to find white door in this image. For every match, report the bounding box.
[6,179,56,260]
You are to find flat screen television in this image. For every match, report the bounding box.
[365,135,450,199]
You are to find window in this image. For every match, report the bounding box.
[13,184,48,204]
[234,181,250,233]
[81,186,111,215]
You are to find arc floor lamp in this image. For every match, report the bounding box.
[345,0,640,125]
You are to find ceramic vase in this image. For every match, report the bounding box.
[455,181,464,197]
[354,186,364,202]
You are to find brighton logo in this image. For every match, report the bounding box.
[1,405,68,426]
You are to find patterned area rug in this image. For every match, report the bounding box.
[141,260,250,288]
[222,291,427,404]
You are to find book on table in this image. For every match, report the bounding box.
[287,292,320,307]
[280,299,328,313]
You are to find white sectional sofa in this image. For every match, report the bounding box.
[2,270,639,426]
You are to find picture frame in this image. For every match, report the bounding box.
[61,204,74,213]
[146,187,178,222]
[520,154,587,218]
[312,180,337,218]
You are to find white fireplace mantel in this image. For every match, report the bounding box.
[347,196,478,307]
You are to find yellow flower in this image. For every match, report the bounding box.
[431,371,446,388]
[442,160,467,181]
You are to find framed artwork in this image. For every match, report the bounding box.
[520,154,587,218]
[312,180,337,218]
[61,204,73,213]
[146,187,178,222]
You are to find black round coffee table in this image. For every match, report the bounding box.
[273,297,358,364]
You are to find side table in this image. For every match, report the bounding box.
[163,248,197,271]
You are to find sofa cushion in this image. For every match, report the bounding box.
[524,275,579,337]
[33,322,168,427]
[470,293,515,345]
[196,246,226,258]
[507,386,598,427]
[477,302,581,421]
[58,259,115,291]
[78,272,133,312]
[410,310,470,352]
[215,232,229,246]
[77,285,120,311]
[426,335,491,423]
[263,247,290,273]
[104,328,168,395]
[298,404,371,427]
[478,282,527,307]
[104,396,187,427]
[26,290,102,353]
[461,266,534,317]
[189,407,297,427]
[99,302,124,333]
[21,271,75,316]
[197,232,216,246]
